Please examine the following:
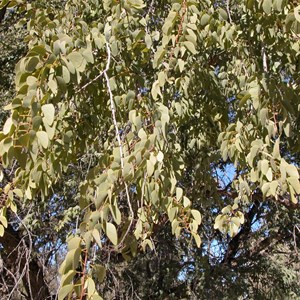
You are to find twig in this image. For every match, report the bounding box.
[262,43,268,73]
[140,172,147,208]
[226,0,232,23]
[8,214,33,300]
[103,41,134,246]
[77,70,105,92]
[79,249,88,300]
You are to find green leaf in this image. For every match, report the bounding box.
[261,159,269,175]
[266,168,273,182]
[200,14,210,26]
[0,225,4,237]
[0,216,8,228]
[262,0,272,14]
[294,5,300,23]
[287,177,300,194]
[176,187,183,201]
[67,51,84,69]
[168,207,177,222]
[192,232,201,248]
[42,104,55,126]
[3,117,13,135]
[93,264,106,283]
[68,236,81,250]
[36,131,49,148]
[62,66,70,83]
[286,165,299,178]
[48,78,58,94]
[25,56,39,72]
[58,284,73,300]
[82,49,94,64]
[183,41,197,54]
[191,209,201,225]
[147,160,154,177]
[105,222,118,245]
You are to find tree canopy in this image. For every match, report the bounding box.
[0,0,299,299]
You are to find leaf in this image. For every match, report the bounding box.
[36,131,49,148]
[270,181,278,196]
[91,295,103,300]
[192,232,201,248]
[13,189,23,198]
[61,270,76,286]
[42,104,55,126]
[266,168,273,182]
[183,41,197,54]
[239,93,251,107]
[200,14,210,26]
[0,225,4,237]
[82,49,94,64]
[168,207,177,222]
[58,284,73,300]
[105,222,118,245]
[157,151,164,162]
[3,117,12,135]
[221,205,231,214]
[32,116,42,131]
[93,264,106,283]
[85,277,96,298]
[191,209,201,225]
[273,139,280,159]
[262,182,270,196]
[0,216,7,228]
[262,0,272,14]
[294,5,300,23]
[286,165,299,178]
[68,236,81,250]
[176,187,183,201]
[110,203,122,225]
[25,56,39,72]
[147,160,154,177]
[48,78,58,94]
[261,159,269,175]
[287,177,300,194]
[178,59,185,73]
[64,248,81,273]
[62,66,70,83]
[67,51,84,69]
[260,108,268,127]
[30,45,46,56]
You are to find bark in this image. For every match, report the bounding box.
[0,224,51,300]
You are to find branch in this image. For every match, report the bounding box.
[221,201,260,265]
[226,0,232,23]
[103,41,134,246]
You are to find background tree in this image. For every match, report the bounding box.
[0,0,299,299]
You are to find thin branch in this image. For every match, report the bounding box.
[262,43,268,73]
[8,214,33,300]
[77,69,105,92]
[226,0,232,23]
[103,41,134,246]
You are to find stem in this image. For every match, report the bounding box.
[103,42,134,246]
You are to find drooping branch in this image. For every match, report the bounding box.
[103,41,134,246]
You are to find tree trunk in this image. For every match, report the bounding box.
[0,225,51,300]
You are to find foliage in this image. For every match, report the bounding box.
[0,0,299,299]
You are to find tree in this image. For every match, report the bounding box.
[0,0,299,299]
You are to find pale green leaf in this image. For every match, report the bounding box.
[42,104,55,126]
[105,222,118,245]
[36,131,49,148]
[191,209,201,225]
[58,284,73,300]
